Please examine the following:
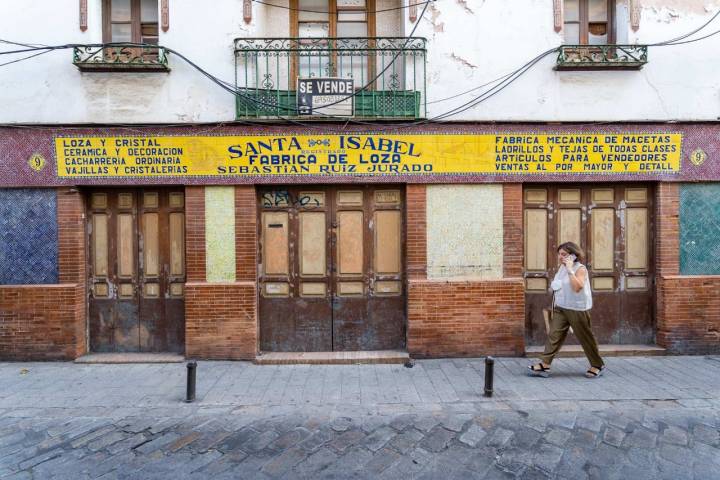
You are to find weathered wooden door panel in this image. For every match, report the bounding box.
[88,189,185,353]
[523,184,654,346]
[259,186,406,352]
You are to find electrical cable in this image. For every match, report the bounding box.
[1,3,719,129]
[648,7,720,46]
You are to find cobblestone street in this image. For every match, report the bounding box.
[1,356,719,479]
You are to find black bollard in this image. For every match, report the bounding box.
[484,356,494,397]
[185,361,197,403]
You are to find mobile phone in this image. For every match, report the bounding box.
[567,254,576,262]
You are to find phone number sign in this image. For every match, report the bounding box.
[54,133,682,178]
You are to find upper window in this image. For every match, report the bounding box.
[292,0,375,38]
[103,0,159,44]
[563,0,615,45]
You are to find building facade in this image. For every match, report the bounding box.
[1,0,719,360]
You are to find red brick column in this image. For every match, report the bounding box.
[185,186,206,282]
[656,183,680,276]
[503,184,523,279]
[406,184,427,280]
[185,186,258,360]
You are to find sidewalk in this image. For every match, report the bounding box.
[1,356,719,413]
[1,356,719,479]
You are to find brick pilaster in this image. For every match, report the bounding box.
[503,183,523,278]
[235,185,257,282]
[406,184,427,280]
[185,186,206,282]
[656,182,680,276]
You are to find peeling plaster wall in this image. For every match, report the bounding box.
[205,186,236,282]
[408,0,720,122]
[426,185,503,280]
[1,0,719,123]
[0,0,289,123]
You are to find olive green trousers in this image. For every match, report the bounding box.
[540,307,604,368]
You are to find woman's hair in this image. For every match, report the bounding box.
[557,242,585,264]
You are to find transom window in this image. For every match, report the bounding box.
[292,0,376,38]
[563,0,615,45]
[103,0,159,44]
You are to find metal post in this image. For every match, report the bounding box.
[185,361,197,403]
[484,356,494,397]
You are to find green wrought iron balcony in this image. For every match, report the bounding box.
[234,37,426,120]
[555,45,648,70]
[73,44,170,72]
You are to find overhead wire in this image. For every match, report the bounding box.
[1,4,719,129]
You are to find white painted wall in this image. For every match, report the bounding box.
[0,0,718,123]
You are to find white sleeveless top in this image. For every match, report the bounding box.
[550,262,592,311]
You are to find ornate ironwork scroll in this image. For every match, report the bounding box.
[233,37,427,119]
[244,0,252,23]
[79,0,88,32]
[73,45,170,71]
[630,0,641,32]
[553,0,563,33]
[556,45,648,70]
[161,0,170,31]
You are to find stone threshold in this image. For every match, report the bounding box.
[75,353,185,364]
[525,344,666,357]
[254,350,410,365]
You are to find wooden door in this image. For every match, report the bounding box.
[88,189,186,353]
[258,186,406,352]
[524,184,654,345]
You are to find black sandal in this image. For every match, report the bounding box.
[528,363,551,378]
[585,366,604,378]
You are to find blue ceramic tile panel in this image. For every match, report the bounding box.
[0,188,58,284]
[680,184,720,275]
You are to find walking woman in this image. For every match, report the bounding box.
[528,242,605,378]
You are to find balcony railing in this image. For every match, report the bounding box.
[234,37,427,120]
[73,44,170,72]
[555,45,648,70]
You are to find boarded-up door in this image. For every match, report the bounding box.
[258,186,406,352]
[524,185,654,345]
[88,189,186,353]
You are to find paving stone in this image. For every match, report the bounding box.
[134,432,182,455]
[293,447,338,475]
[575,415,605,433]
[486,427,514,448]
[658,443,690,465]
[420,426,455,453]
[364,447,402,474]
[87,431,127,452]
[299,428,334,453]
[327,429,365,453]
[414,416,440,433]
[387,428,424,454]
[459,424,487,448]
[441,414,473,432]
[692,423,720,446]
[17,448,63,470]
[532,442,564,474]
[659,425,689,446]
[260,446,307,477]
[602,425,626,447]
[330,417,353,432]
[624,427,657,449]
[267,428,311,451]
[362,426,396,452]
[389,414,416,432]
